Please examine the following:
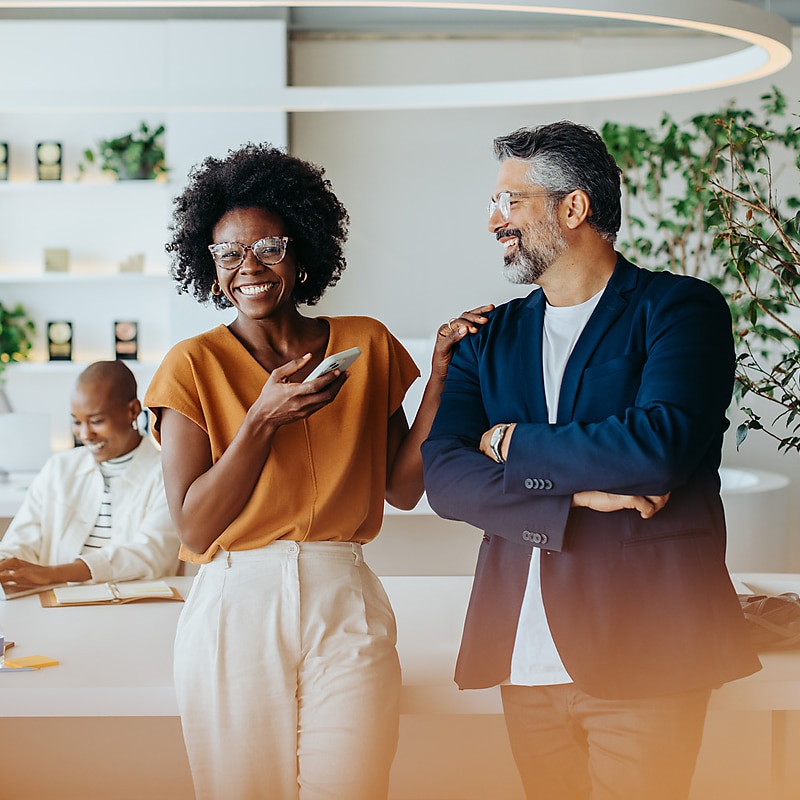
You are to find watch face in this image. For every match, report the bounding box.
[48,321,72,344]
[37,142,61,165]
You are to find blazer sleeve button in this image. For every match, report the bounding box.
[524,478,534,489]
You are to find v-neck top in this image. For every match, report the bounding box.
[145,316,419,564]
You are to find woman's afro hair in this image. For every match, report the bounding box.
[166,143,349,309]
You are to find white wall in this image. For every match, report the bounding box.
[291,32,798,336]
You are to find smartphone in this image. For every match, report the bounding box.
[303,346,362,383]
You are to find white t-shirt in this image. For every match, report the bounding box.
[509,288,604,686]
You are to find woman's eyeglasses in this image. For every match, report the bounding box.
[208,237,292,270]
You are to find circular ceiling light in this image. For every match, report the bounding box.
[0,0,792,110]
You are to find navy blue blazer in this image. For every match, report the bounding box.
[422,255,760,698]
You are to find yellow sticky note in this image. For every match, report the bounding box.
[4,655,59,669]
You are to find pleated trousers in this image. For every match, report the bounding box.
[174,540,401,800]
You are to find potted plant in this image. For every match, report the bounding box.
[0,300,35,412]
[81,121,168,181]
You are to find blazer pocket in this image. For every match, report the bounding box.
[622,527,713,547]
[582,351,645,381]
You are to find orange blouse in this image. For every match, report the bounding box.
[144,316,420,565]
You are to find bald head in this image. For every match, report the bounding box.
[71,361,142,462]
[76,360,138,406]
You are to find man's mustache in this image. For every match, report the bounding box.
[496,228,522,241]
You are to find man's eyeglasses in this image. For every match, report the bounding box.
[207,237,292,270]
[488,191,559,221]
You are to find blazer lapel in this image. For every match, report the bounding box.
[518,287,549,422]
[557,256,637,423]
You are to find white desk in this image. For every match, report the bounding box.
[1,574,800,800]
[2,574,800,719]
[0,577,191,717]
[0,576,482,718]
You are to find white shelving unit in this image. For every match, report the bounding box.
[0,18,288,453]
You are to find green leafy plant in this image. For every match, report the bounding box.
[601,88,800,332]
[708,119,800,454]
[0,300,35,380]
[81,122,167,180]
[601,88,800,454]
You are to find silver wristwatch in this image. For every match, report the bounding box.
[490,424,510,464]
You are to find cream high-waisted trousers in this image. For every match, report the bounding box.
[173,540,401,800]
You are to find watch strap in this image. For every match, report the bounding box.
[490,423,509,464]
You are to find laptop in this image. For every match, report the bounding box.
[0,412,58,599]
[0,581,67,601]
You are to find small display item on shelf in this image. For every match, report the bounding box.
[44,248,70,272]
[0,142,8,180]
[119,253,145,273]
[114,320,138,360]
[36,141,62,181]
[47,320,73,361]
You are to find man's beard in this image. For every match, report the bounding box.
[501,208,568,285]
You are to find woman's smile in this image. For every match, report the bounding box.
[237,281,278,297]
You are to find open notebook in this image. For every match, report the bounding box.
[42,580,182,606]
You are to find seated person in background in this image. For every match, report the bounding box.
[0,360,180,594]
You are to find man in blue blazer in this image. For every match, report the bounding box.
[421,121,760,800]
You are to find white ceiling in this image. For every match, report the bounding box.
[0,1,797,37]
[290,1,800,36]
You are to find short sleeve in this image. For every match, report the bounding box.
[144,339,208,442]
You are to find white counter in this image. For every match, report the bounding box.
[2,573,800,800]
[2,574,800,719]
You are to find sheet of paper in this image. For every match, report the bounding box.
[53,584,116,604]
[114,580,173,599]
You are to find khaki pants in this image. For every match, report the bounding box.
[174,541,401,800]
[501,682,711,800]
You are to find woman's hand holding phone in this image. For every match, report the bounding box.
[251,348,360,431]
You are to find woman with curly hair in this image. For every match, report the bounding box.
[144,143,490,800]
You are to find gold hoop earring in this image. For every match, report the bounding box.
[297,268,307,285]
[212,279,222,296]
